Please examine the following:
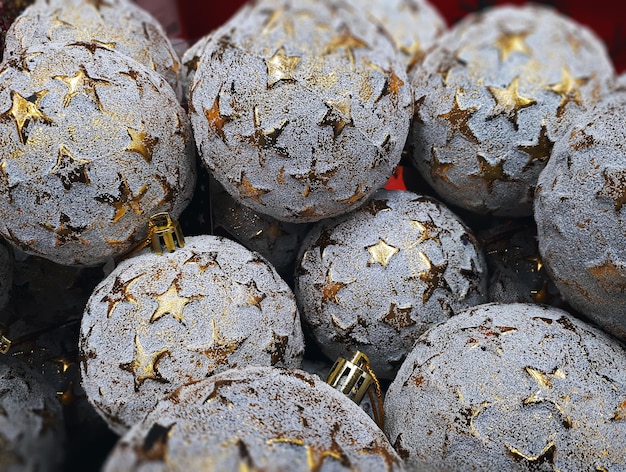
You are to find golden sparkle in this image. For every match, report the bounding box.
[120,334,170,391]
[51,144,91,190]
[126,126,158,163]
[487,77,536,128]
[0,90,52,144]
[96,175,148,223]
[438,91,479,144]
[54,65,111,109]
[494,31,531,62]
[547,66,588,113]
[518,123,554,170]
[366,239,399,268]
[381,302,415,332]
[239,172,269,204]
[266,48,301,87]
[150,281,192,324]
[324,29,368,65]
[598,168,626,212]
[417,252,448,303]
[525,366,567,389]
[204,96,230,142]
[318,269,349,305]
[193,319,240,370]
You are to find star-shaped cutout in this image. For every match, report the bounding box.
[324,28,368,65]
[409,219,441,245]
[120,334,170,392]
[518,123,554,171]
[204,95,231,142]
[244,280,267,310]
[487,77,537,129]
[126,126,158,163]
[381,302,415,332]
[238,171,269,204]
[547,66,588,115]
[50,144,91,190]
[316,268,350,305]
[99,273,142,318]
[505,442,557,468]
[362,198,391,216]
[471,153,513,193]
[54,65,111,110]
[312,228,340,260]
[417,252,449,303]
[266,47,300,87]
[438,91,479,144]
[192,319,240,372]
[597,168,626,213]
[150,281,192,324]
[96,174,148,223]
[247,106,289,164]
[0,90,52,144]
[319,98,353,139]
[494,31,531,62]
[40,212,89,247]
[430,146,455,185]
[366,239,399,267]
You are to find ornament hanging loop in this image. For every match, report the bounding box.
[148,212,185,255]
[0,323,11,354]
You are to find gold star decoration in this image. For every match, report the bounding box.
[192,319,241,371]
[518,123,554,171]
[409,219,441,245]
[319,98,353,139]
[40,213,89,247]
[436,51,467,86]
[150,280,192,324]
[317,268,350,305]
[547,66,588,115]
[238,171,269,204]
[494,31,531,62]
[337,183,369,205]
[381,302,415,332]
[244,280,266,310]
[268,431,351,470]
[185,251,220,273]
[266,47,301,87]
[417,252,449,303]
[438,91,479,144]
[99,273,142,318]
[312,228,340,260]
[363,198,391,216]
[487,77,536,129]
[597,169,626,213]
[505,442,557,467]
[324,28,368,65]
[366,239,399,268]
[524,366,567,389]
[119,334,170,392]
[378,69,405,100]
[50,144,91,190]
[54,65,111,110]
[430,146,455,185]
[95,174,148,223]
[587,254,626,289]
[472,153,513,192]
[0,90,52,144]
[134,423,176,463]
[247,106,289,164]
[204,95,231,142]
[126,126,158,163]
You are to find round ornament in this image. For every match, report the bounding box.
[0,356,66,472]
[385,303,626,471]
[408,4,613,216]
[102,366,404,471]
[0,41,196,266]
[535,95,626,342]
[181,33,212,103]
[4,0,183,99]
[295,189,488,379]
[189,0,412,222]
[80,235,305,434]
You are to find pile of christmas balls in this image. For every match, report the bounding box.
[1,0,625,470]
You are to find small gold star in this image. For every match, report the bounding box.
[40,213,89,247]
[430,146,455,185]
[525,366,567,389]
[192,319,240,371]
[381,302,415,332]
[362,198,391,216]
[409,219,441,245]
[95,174,148,223]
[266,48,301,87]
[518,123,554,170]
[0,90,52,144]
[244,280,266,310]
[126,126,158,163]
[597,169,626,212]
[324,28,368,65]
[548,66,588,115]
[494,31,531,62]
[438,91,479,144]
[204,96,230,142]
[319,98,353,139]
[99,273,142,318]
[120,334,170,392]
[487,77,536,129]
[54,65,111,109]
[51,144,91,190]
[472,154,512,192]
[417,252,449,303]
[317,269,350,304]
[150,281,192,324]
[366,239,399,267]
[239,172,269,204]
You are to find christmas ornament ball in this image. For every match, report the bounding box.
[295,190,488,379]
[0,41,196,266]
[189,0,412,222]
[385,303,626,471]
[535,95,626,342]
[79,235,305,434]
[0,356,66,472]
[103,366,404,471]
[408,4,613,216]
[4,0,183,100]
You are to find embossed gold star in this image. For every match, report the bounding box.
[366,239,399,267]
[409,219,441,245]
[134,423,175,463]
[317,269,349,304]
[51,144,91,190]
[487,77,536,128]
[99,273,142,318]
[472,154,513,192]
[548,66,588,115]
[494,31,531,62]
[40,213,89,247]
[312,228,340,260]
[96,174,148,223]
[239,172,269,204]
[185,251,219,272]
[417,252,449,303]
[268,432,350,470]
[204,96,230,142]
[126,126,158,163]
[363,198,391,216]
[150,281,191,324]
[381,302,415,332]
[319,98,353,139]
[518,123,554,171]
[505,442,557,467]
[430,146,455,185]
[588,255,626,288]
[120,334,170,391]
[192,319,240,370]
[1,90,52,144]
[525,366,567,389]
[438,91,479,144]
[244,280,266,310]
[324,28,368,65]
[247,106,289,164]
[597,168,626,212]
[337,183,368,205]
[54,65,111,109]
[266,48,301,87]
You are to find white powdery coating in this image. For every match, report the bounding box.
[189,0,412,222]
[180,33,212,103]
[4,0,183,100]
[347,0,446,71]
[103,366,404,472]
[0,42,196,266]
[0,357,66,472]
[0,241,12,309]
[295,189,488,379]
[534,95,626,342]
[80,235,305,435]
[409,4,613,216]
[385,303,626,471]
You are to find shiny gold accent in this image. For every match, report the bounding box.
[337,183,368,205]
[319,98,353,138]
[100,273,141,318]
[268,437,347,470]
[418,252,448,303]
[193,319,240,369]
[1,90,52,144]
[40,213,89,247]
[266,48,301,87]
[150,281,191,324]
[588,255,626,288]
[51,144,91,190]
[319,269,349,305]
[0,323,11,354]
[325,29,368,65]
[120,334,170,391]
[239,172,269,204]
[525,366,567,389]
[494,31,531,62]
[363,199,391,216]
[597,168,626,212]
[436,52,466,86]
[52,356,74,374]
[547,66,588,112]
[612,400,626,421]
[472,154,512,192]
[381,302,415,332]
[54,65,111,110]
[400,40,423,69]
[96,174,148,223]
[366,239,399,267]
[438,91,479,144]
[57,382,78,406]
[245,280,266,310]
[518,123,554,170]
[126,126,158,164]
[204,96,230,142]
[505,442,557,465]
[148,212,185,255]
[487,77,536,128]
[430,146,455,185]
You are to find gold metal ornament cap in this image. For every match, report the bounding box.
[148,212,185,255]
[0,323,11,354]
[326,351,374,404]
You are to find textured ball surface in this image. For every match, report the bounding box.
[295,190,488,378]
[190,0,412,222]
[4,0,183,99]
[80,235,305,434]
[408,4,613,216]
[0,357,66,472]
[103,366,404,471]
[0,41,196,266]
[385,303,626,471]
[535,96,626,342]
